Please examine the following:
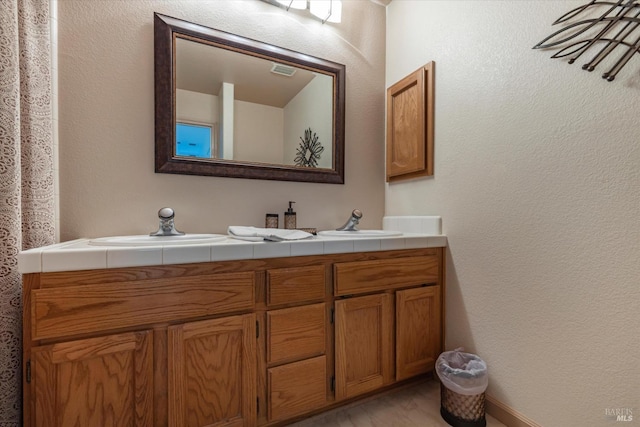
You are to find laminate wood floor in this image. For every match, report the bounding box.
[289,380,506,427]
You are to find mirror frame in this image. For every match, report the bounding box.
[154,13,346,184]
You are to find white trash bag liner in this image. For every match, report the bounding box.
[436,348,488,396]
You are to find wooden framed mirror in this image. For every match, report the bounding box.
[154,13,346,183]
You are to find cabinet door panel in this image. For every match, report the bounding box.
[335,294,393,400]
[396,286,441,380]
[268,356,327,422]
[32,331,153,427]
[168,314,256,427]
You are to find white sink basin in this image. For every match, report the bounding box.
[88,234,227,247]
[317,230,403,238]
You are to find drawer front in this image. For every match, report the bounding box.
[267,303,326,365]
[268,355,327,422]
[32,272,255,340]
[334,255,438,296]
[267,265,325,306]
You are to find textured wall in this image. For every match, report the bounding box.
[57,0,386,240]
[387,1,640,426]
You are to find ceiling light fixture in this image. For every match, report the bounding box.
[309,0,342,23]
[276,0,307,10]
[263,0,342,24]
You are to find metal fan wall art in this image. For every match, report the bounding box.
[534,0,640,81]
[294,128,324,168]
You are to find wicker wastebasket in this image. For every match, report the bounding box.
[440,383,486,427]
[436,349,488,427]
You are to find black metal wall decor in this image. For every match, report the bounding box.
[294,128,325,168]
[534,0,640,81]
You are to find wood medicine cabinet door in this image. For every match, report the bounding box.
[386,62,434,181]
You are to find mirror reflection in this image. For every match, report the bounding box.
[176,37,334,168]
[154,13,346,184]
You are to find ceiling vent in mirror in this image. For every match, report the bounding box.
[271,63,297,77]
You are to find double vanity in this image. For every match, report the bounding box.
[19,218,446,427]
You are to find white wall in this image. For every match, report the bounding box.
[387,2,640,426]
[219,81,235,160]
[57,0,386,238]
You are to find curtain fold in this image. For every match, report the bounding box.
[0,0,55,424]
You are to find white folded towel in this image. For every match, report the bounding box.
[227,226,313,242]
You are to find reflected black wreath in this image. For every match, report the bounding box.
[294,128,324,168]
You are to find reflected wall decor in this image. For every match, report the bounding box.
[534,0,640,82]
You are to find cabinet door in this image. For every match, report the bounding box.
[168,314,256,427]
[334,294,393,400]
[396,286,441,381]
[31,331,153,427]
[386,62,434,182]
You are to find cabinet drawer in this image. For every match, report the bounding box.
[267,265,325,306]
[267,303,326,365]
[32,272,255,340]
[268,355,327,422]
[334,256,438,296]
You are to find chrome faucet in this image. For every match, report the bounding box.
[336,209,363,231]
[150,207,185,236]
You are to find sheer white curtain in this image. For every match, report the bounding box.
[0,0,55,424]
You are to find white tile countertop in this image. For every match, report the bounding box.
[18,216,446,274]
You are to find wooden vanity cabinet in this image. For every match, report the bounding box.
[333,251,443,401]
[24,269,257,427]
[23,248,444,427]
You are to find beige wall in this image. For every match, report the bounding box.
[387,1,640,426]
[176,89,218,125]
[284,74,334,168]
[234,100,284,164]
[57,0,386,239]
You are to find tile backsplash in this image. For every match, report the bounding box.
[383,216,442,235]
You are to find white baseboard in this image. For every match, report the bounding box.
[486,394,542,427]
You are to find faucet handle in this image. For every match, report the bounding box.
[158,207,175,220]
[336,209,362,231]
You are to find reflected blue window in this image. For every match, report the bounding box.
[176,122,212,157]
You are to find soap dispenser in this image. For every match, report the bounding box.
[284,201,296,229]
